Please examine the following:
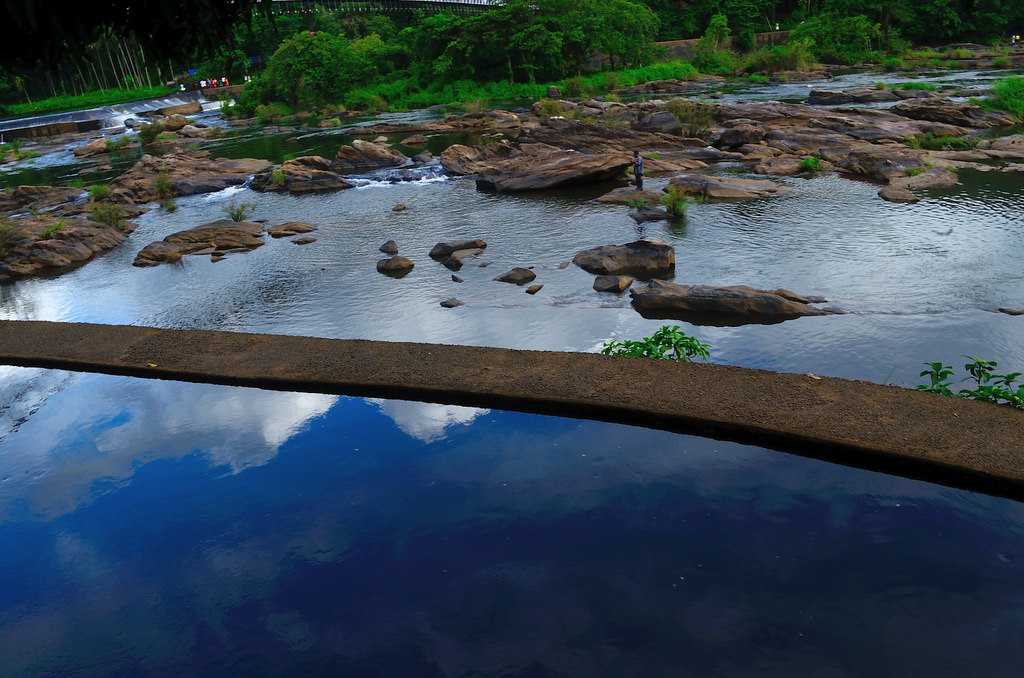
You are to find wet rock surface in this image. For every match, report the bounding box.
[334,140,409,173]
[593,275,635,293]
[110,153,272,203]
[667,174,789,200]
[630,280,836,326]
[376,255,415,277]
[380,240,399,255]
[494,267,537,285]
[0,215,136,281]
[267,222,316,238]
[133,220,265,267]
[573,241,676,280]
[252,156,353,195]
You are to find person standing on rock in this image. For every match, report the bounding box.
[633,151,644,191]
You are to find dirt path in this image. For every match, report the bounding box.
[1,320,1022,499]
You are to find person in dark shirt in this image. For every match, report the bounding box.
[633,151,644,191]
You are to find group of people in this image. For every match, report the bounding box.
[177,75,253,93]
[1012,34,1022,46]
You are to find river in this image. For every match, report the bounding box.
[0,70,1022,676]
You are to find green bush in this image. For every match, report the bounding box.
[747,73,770,84]
[601,325,711,362]
[790,13,881,65]
[137,123,163,145]
[666,98,714,138]
[744,39,816,73]
[989,76,1024,120]
[154,172,173,200]
[800,156,823,172]
[563,76,587,98]
[536,98,567,117]
[161,199,177,213]
[105,137,130,153]
[255,102,294,124]
[271,168,286,186]
[87,202,128,230]
[882,56,906,72]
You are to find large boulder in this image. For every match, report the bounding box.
[630,280,834,326]
[475,144,632,192]
[73,138,110,158]
[110,153,272,203]
[133,220,264,267]
[891,99,1016,129]
[878,167,959,203]
[715,123,765,149]
[0,185,84,214]
[252,155,353,195]
[573,240,675,280]
[0,215,135,281]
[439,142,516,176]
[667,174,789,200]
[334,139,409,173]
[494,267,537,285]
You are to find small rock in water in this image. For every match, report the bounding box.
[440,298,465,308]
[998,307,1024,316]
[267,222,316,238]
[525,284,544,295]
[593,275,634,293]
[380,239,399,255]
[495,268,537,285]
[557,261,571,270]
[478,262,492,268]
[292,237,316,245]
[452,275,464,283]
[392,203,408,213]
[211,254,225,263]
[376,256,415,277]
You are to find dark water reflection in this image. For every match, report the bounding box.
[0,370,1022,677]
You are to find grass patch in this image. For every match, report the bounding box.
[1,140,40,162]
[154,172,173,200]
[160,199,177,213]
[137,123,163,145]
[271,168,286,187]
[87,202,128,230]
[660,185,690,217]
[155,131,178,142]
[895,81,940,91]
[223,200,255,222]
[747,73,770,84]
[2,85,175,118]
[907,133,977,151]
[666,98,714,139]
[0,220,15,257]
[601,325,711,362]
[87,184,110,201]
[39,219,66,239]
[988,76,1024,120]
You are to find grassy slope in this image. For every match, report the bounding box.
[3,86,176,118]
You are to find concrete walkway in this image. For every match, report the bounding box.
[1,320,1022,498]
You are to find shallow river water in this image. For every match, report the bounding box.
[1,72,1023,676]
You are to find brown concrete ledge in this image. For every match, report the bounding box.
[1,320,1022,499]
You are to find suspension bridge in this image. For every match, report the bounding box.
[267,0,498,14]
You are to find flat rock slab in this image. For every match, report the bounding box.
[133,220,264,267]
[252,156,353,195]
[1,320,1023,501]
[668,174,789,200]
[494,268,537,285]
[630,280,836,326]
[574,241,675,280]
[475,146,632,192]
[267,222,316,238]
[596,187,663,206]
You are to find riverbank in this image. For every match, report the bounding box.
[1,320,1022,498]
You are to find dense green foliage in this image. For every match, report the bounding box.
[989,76,1024,120]
[918,358,1024,409]
[601,326,712,362]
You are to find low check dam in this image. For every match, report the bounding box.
[0,321,1022,500]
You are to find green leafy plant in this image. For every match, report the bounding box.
[563,76,586,98]
[161,199,177,213]
[223,200,255,222]
[624,198,650,209]
[87,202,128,230]
[988,76,1024,120]
[270,168,286,187]
[660,185,690,216]
[800,156,823,172]
[601,325,711,362]
[666,98,714,139]
[536,98,566,117]
[882,56,906,72]
[747,73,770,84]
[916,357,1024,409]
[87,183,109,201]
[105,137,129,152]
